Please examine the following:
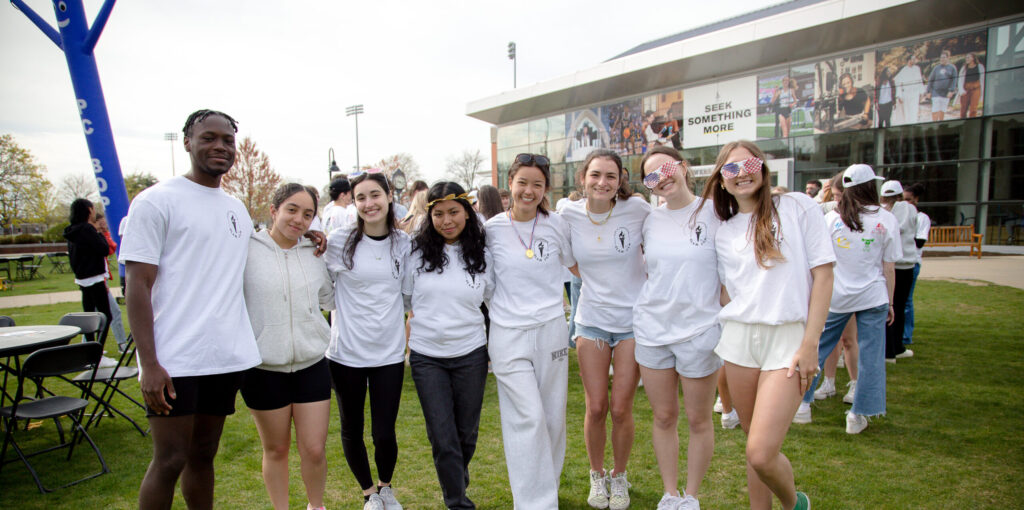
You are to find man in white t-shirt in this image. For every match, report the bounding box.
[121,109,262,509]
[324,177,354,235]
[902,183,930,345]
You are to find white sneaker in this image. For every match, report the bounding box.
[587,470,609,509]
[608,471,631,510]
[792,403,812,424]
[363,493,384,510]
[656,493,685,510]
[721,409,740,429]
[99,355,118,368]
[813,377,836,400]
[842,380,857,404]
[895,349,914,359]
[885,358,896,364]
[846,411,868,434]
[679,494,701,510]
[713,396,723,414]
[378,486,402,510]
[837,352,845,368]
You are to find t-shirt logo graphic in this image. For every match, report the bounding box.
[871,222,887,237]
[833,220,845,232]
[465,271,482,290]
[613,227,630,253]
[690,221,709,246]
[227,211,241,238]
[861,238,875,252]
[771,219,783,243]
[835,236,851,249]
[391,257,401,279]
[533,239,550,262]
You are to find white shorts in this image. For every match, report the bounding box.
[635,324,723,378]
[715,321,805,371]
[930,96,950,112]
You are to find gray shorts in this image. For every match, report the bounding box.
[635,324,723,378]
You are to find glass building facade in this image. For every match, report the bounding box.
[491,19,1024,245]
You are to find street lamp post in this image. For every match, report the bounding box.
[508,41,516,88]
[345,104,364,171]
[164,132,177,176]
[327,147,340,184]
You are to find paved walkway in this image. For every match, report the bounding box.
[1,256,1022,310]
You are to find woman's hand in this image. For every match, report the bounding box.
[788,341,819,395]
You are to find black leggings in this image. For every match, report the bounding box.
[885,268,914,359]
[329,360,404,491]
[79,281,111,347]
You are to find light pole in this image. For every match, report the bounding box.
[508,41,516,88]
[164,132,177,176]
[392,168,407,204]
[345,104,364,171]
[327,147,340,185]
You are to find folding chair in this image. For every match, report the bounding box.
[0,342,110,493]
[58,312,107,346]
[74,334,147,436]
[0,316,13,327]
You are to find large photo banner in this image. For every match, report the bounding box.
[641,89,684,151]
[683,76,757,148]
[812,52,876,133]
[600,99,643,156]
[565,108,608,162]
[875,29,987,127]
[757,64,814,139]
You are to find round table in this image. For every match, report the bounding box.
[0,325,82,357]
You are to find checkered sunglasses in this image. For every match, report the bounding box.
[720,157,763,179]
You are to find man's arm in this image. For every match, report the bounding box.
[125,261,175,415]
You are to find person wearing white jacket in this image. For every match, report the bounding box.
[242,183,334,510]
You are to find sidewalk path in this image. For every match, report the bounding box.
[0,287,122,310]
[919,255,1024,290]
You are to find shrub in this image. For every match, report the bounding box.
[44,221,69,243]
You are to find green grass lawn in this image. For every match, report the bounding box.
[0,255,90,296]
[0,280,1022,509]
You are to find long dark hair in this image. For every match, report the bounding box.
[342,172,399,270]
[575,149,632,201]
[837,180,879,233]
[271,182,318,211]
[412,182,487,276]
[477,185,504,220]
[695,140,783,269]
[69,198,94,225]
[507,155,551,216]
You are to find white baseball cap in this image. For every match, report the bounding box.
[842,164,884,188]
[880,180,904,197]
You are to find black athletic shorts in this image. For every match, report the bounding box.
[145,370,245,418]
[241,358,331,411]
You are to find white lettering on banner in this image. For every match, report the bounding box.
[96,177,107,193]
[82,118,93,135]
[92,158,103,174]
[77,99,87,113]
[683,76,757,148]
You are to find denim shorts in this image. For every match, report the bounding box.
[574,323,634,349]
[635,324,723,378]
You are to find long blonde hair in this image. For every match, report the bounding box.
[402,190,428,234]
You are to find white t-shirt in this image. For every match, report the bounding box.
[485,211,575,328]
[716,192,836,325]
[325,228,411,367]
[888,201,919,269]
[118,176,261,377]
[324,202,356,236]
[915,211,931,263]
[634,199,722,346]
[561,197,651,333]
[824,208,902,313]
[404,243,494,358]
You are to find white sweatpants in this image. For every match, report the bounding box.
[488,317,569,510]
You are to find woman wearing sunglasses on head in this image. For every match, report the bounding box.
[695,140,834,510]
[632,146,723,510]
[324,169,411,510]
[403,182,493,510]
[559,148,650,510]
[485,153,575,509]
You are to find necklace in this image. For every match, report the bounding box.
[365,237,388,261]
[586,200,615,241]
[507,210,539,258]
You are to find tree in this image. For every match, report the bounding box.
[372,152,423,187]
[124,171,159,200]
[0,134,54,232]
[444,149,485,190]
[58,172,100,205]
[221,136,281,225]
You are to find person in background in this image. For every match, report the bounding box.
[64,199,117,368]
[879,180,918,362]
[499,189,511,210]
[401,190,429,235]
[408,180,429,204]
[93,211,129,355]
[876,64,897,128]
[771,76,799,138]
[476,185,505,221]
[925,50,958,121]
[324,177,354,235]
[902,183,930,345]
[957,52,984,119]
[895,53,925,125]
[805,179,822,199]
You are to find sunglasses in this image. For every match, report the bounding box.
[349,167,384,180]
[642,161,679,190]
[515,153,550,168]
[720,157,763,179]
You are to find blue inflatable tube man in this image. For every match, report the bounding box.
[12,0,130,246]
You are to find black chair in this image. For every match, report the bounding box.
[58,312,108,346]
[47,253,69,274]
[0,316,13,327]
[74,334,146,436]
[0,342,110,493]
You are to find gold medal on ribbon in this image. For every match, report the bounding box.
[525,249,535,259]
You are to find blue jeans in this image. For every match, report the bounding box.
[803,304,888,416]
[568,275,582,347]
[903,262,920,344]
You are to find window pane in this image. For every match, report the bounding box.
[985,68,1024,116]
[881,163,965,203]
[988,22,1024,72]
[882,119,980,164]
[918,204,976,228]
[990,114,1024,157]
[497,123,529,148]
[989,160,1024,201]
[984,203,1024,245]
[793,131,875,172]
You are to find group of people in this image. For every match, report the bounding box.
[879,50,984,127]
[116,108,929,510]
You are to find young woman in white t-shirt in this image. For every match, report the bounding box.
[324,170,411,510]
[696,140,834,510]
[403,181,493,510]
[795,164,901,434]
[560,148,650,509]
[484,154,575,509]
[241,183,334,510]
[633,146,723,510]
